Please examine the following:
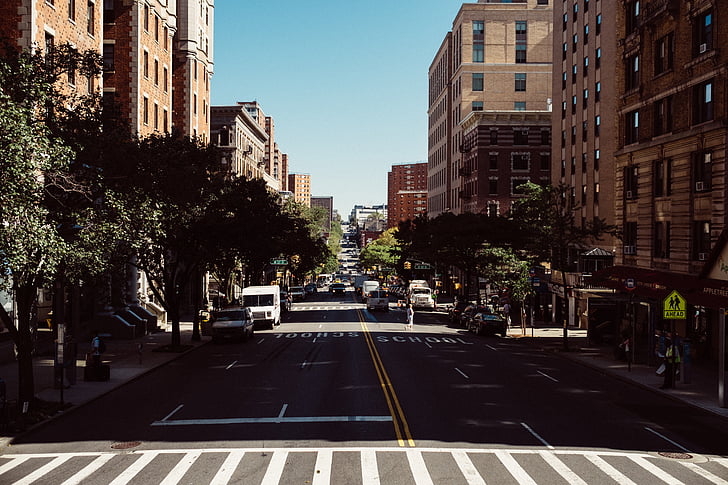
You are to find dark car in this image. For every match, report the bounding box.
[468,312,507,337]
[330,283,346,294]
[461,304,495,329]
[449,300,470,326]
[289,286,306,301]
[304,283,317,295]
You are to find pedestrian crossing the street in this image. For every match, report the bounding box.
[1,447,727,484]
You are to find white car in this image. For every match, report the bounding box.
[211,307,254,342]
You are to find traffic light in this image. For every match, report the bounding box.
[404,261,411,270]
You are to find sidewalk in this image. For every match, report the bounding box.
[506,322,728,420]
[0,322,207,447]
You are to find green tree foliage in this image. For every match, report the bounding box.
[359,228,398,271]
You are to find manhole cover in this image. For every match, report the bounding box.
[111,441,142,450]
[658,451,693,460]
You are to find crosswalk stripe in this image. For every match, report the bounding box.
[629,455,685,485]
[683,462,728,485]
[312,449,332,485]
[451,450,487,485]
[260,451,288,485]
[361,449,380,485]
[585,454,638,485]
[495,450,538,485]
[159,451,202,485]
[0,456,30,476]
[538,451,588,485]
[407,450,434,485]
[108,451,159,485]
[209,450,245,485]
[13,455,71,485]
[60,454,115,485]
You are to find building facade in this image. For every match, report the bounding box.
[210,104,268,180]
[311,196,334,231]
[388,162,428,228]
[429,0,553,217]
[288,173,311,207]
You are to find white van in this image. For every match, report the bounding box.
[361,280,380,302]
[242,285,281,329]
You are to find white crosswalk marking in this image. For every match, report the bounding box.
[209,450,245,485]
[1,447,726,485]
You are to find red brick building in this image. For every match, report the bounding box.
[388,162,428,229]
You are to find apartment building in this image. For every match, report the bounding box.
[210,104,268,180]
[311,196,334,231]
[553,0,618,262]
[288,173,311,207]
[238,101,285,191]
[388,163,428,228]
[596,0,728,365]
[429,0,553,217]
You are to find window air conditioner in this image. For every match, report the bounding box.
[696,181,705,191]
[698,252,708,261]
[624,245,635,255]
[626,190,633,199]
[699,43,707,54]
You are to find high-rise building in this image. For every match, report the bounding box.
[553,0,618,262]
[311,196,334,231]
[288,173,311,207]
[428,0,553,217]
[388,163,428,228]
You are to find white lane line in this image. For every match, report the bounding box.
[628,455,685,485]
[277,404,288,423]
[257,338,265,344]
[226,360,238,370]
[644,427,691,453]
[538,451,588,485]
[152,415,393,426]
[13,455,72,485]
[495,450,538,485]
[486,344,498,351]
[361,449,381,485]
[451,450,486,485]
[406,449,434,485]
[108,451,159,485]
[313,338,317,343]
[585,454,638,485]
[260,450,288,485]
[161,404,184,422]
[160,451,203,485]
[683,462,728,485]
[521,422,554,449]
[537,370,559,383]
[209,450,246,485]
[455,368,470,379]
[312,449,333,485]
[61,454,116,485]
[301,360,308,369]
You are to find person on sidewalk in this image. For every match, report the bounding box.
[405,303,414,331]
[90,333,104,366]
[660,336,681,389]
[502,302,512,327]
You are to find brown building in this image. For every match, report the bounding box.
[429,0,553,217]
[388,162,428,228]
[238,101,286,191]
[288,173,311,207]
[210,104,268,180]
[311,196,334,231]
[553,0,618,263]
[597,0,728,367]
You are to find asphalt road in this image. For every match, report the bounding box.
[2,287,728,484]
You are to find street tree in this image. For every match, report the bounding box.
[359,229,398,273]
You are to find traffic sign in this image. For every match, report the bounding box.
[663,290,686,319]
[625,278,635,291]
[270,259,288,265]
[414,264,432,270]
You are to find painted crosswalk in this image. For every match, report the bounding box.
[1,447,727,484]
[293,305,364,311]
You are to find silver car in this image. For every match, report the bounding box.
[211,307,254,342]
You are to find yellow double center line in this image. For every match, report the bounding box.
[357,309,415,447]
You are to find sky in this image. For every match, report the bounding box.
[211,0,466,217]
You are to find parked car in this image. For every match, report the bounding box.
[449,300,471,326]
[289,286,306,301]
[304,283,317,295]
[468,312,507,337]
[367,290,390,311]
[461,304,495,329]
[330,282,346,294]
[211,307,254,342]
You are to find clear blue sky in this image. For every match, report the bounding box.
[211,0,464,216]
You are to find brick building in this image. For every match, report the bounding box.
[210,104,268,180]
[387,162,428,228]
[311,196,334,231]
[288,173,311,207]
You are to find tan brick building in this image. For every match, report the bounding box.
[210,104,268,180]
[288,173,311,207]
[237,101,286,191]
[428,0,553,217]
[388,162,428,228]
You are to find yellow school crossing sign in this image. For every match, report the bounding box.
[663,290,686,319]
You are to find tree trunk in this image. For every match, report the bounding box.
[15,284,37,409]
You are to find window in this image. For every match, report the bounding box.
[654,221,671,258]
[516,21,527,39]
[562,42,567,60]
[143,50,149,78]
[624,165,638,199]
[693,10,713,57]
[473,44,484,62]
[473,21,484,35]
[653,96,672,136]
[582,120,588,139]
[572,64,577,83]
[154,103,159,130]
[596,48,601,69]
[595,149,600,171]
[583,88,589,104]
[595,81,601,102]
[67,63,76,86]
[596,14,602,35]
[625,54,639,91]
[164,26,169,50]
[513,129,529,145]
[153,59,159,85]
[194,94,197,115]
[561,101,567,119]
[654,33,674,75]
[489,179,498,195]
[540,152,550,171]
[571,125,576,145]
[573,3,578,22]
[154,15,159,42]
[68,0,76,21]
[472,73,483,91]
[515,45,526,63]
[573,34,578,52]
[86,1,94,35]
[560,159,566,178]
[540,129,550,145]
[562,71,567,90]
[473,21,484,63]
[472,101,483,111]
[582,185,587,204]
[512,153,530,171]
[595,115,600,136]
[163,66,168,92]
[163,109,168,133]
[624,222,637,253]
[626,110,639,144]
[514,101,526,111]
[489,152,498,169]
[693,151,712,192]
[654,158,671,197]
[515,21,527,63]
[584,24,589,45]
[582,153,588,172]
[627,1,640,33]
[143,96,149,125]
[693,80,714,124]
[102,43,114,71]
[143,4,150,31]
[515,73,526,91]
[572,95,577,114]
[86,73,93,94]
[490,130,498,144]
[583,56,589,76]
[693,221,711,260]
[103,0,114,23]
[563,13,568,31]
